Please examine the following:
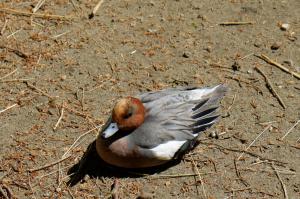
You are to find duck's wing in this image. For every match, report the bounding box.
[130,84,227,160]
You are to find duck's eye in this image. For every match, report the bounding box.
[123,111,132,119]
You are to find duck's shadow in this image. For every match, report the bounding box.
[67,141,182,186]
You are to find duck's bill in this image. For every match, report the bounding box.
[101,122,119,139]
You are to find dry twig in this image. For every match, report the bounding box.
[32,0,46,13]
[150,172,212,179]
[0,78,33,83]
[280,120,300,140]
[254,67,286,109]
[219,21,254,25]
[53,103,65,131]
[237,124,271,160]
[271,163,289,199]
[257,54,300,80]
[0,45,29,59]
[191,157,207,199]
[0,68,17,80]
[0,104,18,114]
[89,0,105,19]
[28,155,71,172]
[25,81,55,99]
[0,18,8,35]
[0,7,73,20]
[62,126,100,158]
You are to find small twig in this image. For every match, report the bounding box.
[32,0,46,13]
[150,172,212,179]
[240,53,254,60]
[254,66,286,109]
[234,158,249,187]
[67,188,75,199]
[280,120,300,140]
[89,0,105,19]
[0,187,9,199]
[0,68,17,80]
[51,31,71,39]
[111,179,119,199]
[1,184,13,199]
[0,78,33,83]
[191,157,207,199]
[257,54,300,80]
[227,94,236,113]
[0,103,18,114]
[27,173,37,199]
[237,124,271,160]
[224,187,252,193]
[0,18,8,35]
[81,88,85,111]
[37,165,72,181]
[25,81,55,99]
[28,155,71,172]
[0,7,73,20]
[0,45,29,59]
[7,28,22,39]
[219,21,254,25]
[62,126,100,158]
[271,163,289,199]
[53,103,65,131]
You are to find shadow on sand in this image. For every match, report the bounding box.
[67,141,182,186]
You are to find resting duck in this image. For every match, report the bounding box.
[96,85,227,168]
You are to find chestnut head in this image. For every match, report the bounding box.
[101,97,145,139]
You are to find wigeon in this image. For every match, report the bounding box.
[96,85,227,168]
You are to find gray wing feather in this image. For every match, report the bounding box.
[130,85,227,149]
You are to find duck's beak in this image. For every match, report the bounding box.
[101,122,119,139]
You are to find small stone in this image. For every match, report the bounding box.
[280,23,290,31]
[232,61,241,71]
[254,41,262,48]
[271,42,281,50]
[204,46,212,52]
[56,187,61,193]
[209,131,219,139]
[182,52,190,58]
[60,75,67,80]
[247,69,253,74]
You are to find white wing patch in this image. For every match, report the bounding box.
[150,140,186,160]
[189,86,218,101]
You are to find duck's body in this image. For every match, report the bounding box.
[96,85,227,168]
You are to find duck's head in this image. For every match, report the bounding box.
[101,97,146,139]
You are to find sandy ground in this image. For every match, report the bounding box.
[0,0,300,198]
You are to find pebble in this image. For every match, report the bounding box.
[209,131,219,139]
[271,42,281,50]
[280,23,290,31]
[182,52,190,58]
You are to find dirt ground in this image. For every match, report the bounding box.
[1,0,300,198]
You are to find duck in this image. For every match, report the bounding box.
[95,84,227,169]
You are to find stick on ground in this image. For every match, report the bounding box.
[271,163,289,199]
[280,120,300,140]
[257,54,300,80]
[254,66,286,109]
[0,7,73,20]
[89,0,105,19]
[28,155,71,172]
[191,157,207,199]
[0,104,18,114]
[219,21,254,25]
[53,104,65,131]
[0,68,17,80]
[237,124,271,160]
